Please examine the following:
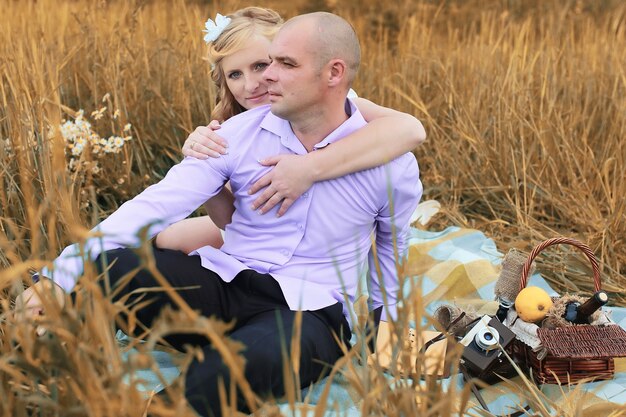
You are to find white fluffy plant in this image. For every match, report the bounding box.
[54,93,135,208]
[59,98,132,172]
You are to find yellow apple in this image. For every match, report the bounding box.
[515,286,553,323]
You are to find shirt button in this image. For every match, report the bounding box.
[297,223,303,230]
[281,249,289,256]
[302,192,309,198]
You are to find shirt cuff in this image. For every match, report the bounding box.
[39,246,86,293]
[379,304,398,322]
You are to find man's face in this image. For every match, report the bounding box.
[263,23,325,121]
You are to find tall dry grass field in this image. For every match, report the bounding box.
[1,0,625,416]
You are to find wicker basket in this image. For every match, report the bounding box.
[513,237,626,385]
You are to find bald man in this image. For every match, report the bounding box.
[264,13,362,134]
[26,12,422,417]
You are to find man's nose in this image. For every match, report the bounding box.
[263,62,276,82]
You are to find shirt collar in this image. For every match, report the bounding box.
[259,106,304,154]
[259,98,367,153]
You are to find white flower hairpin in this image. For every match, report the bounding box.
[203,13,231,44]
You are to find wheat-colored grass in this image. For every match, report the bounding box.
[1,0,625,415]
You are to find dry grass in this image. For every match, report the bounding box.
[1,0,625,415]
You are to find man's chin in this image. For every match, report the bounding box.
[269,103,286,118]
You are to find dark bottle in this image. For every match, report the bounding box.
[563,291,609,324]
[495,298,513,323]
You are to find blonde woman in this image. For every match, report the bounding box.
[156,7,426,253]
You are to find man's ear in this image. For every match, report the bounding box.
[327,59,347,87]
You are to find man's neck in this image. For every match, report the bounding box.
[290,102,349,153]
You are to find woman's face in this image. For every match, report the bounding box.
[221,35,273,110]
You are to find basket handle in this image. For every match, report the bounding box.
[519,237,601,292]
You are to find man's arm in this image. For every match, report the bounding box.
[246,97,425,216]
[367,154,423,322]
[40,156,230,292]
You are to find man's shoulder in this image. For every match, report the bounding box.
[345,151,419,196]
[389,152,419,182]
[389,151,418,169]
[375,152,419,176]
[367,152,420,193]
[345,152,418,182]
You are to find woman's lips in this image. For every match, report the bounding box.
[247,92,269,103]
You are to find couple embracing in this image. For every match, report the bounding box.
[18,8,424,417]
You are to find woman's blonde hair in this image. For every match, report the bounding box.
[208,7,283,121]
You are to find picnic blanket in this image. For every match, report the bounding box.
[121,226,626,415]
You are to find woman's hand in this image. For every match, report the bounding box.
[182,120,229,159]
[249,154,316,216]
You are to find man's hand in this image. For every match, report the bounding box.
[15,279,66,336]
[182,120,229,159]
[249,154,316,216]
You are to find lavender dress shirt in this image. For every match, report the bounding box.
[42,101,422,326]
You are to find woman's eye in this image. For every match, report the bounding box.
[228,71,242,80]
[254,62,269,71]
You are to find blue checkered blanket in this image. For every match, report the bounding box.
[122,226,626,415]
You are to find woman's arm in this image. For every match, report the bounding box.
[326,96,426,178]
[249,98,426,215]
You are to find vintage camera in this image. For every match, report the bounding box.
[459,315,516,383]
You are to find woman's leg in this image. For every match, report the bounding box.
[156,187,234,254]
[155,216,224,254]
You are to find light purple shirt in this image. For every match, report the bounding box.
[43,101,422,326]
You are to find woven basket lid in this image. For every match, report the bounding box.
[537,325,626,358]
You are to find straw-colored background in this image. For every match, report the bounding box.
[1,0,625,415]
[2,0,624,300]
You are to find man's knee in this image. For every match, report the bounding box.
[95,248,176,304]
[94,248,145,294]
[95,248,178,287]
[95,248,139,275]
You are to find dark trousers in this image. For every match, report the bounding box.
[96,248,348,417]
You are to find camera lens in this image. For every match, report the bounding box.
[475,326,500,351]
